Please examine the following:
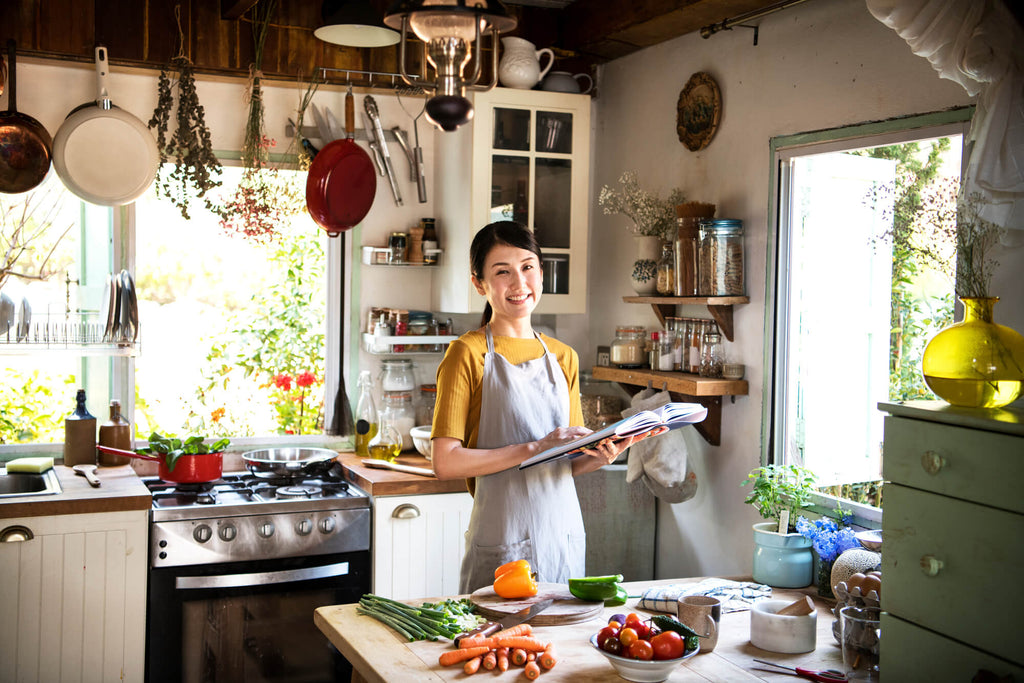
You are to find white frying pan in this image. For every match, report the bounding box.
[52,46,158,206]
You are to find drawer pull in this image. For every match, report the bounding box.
[0,525,34,543]
[392,504,421,519]
[920,554,944,576]
[920,451,946,475]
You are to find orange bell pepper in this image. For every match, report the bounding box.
[493,559,539,599]
[494,559,530,580]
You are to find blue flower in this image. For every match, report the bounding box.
[796,516,860,563]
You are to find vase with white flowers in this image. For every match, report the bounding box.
[598,171,684,295]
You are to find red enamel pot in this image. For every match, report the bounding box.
[96,445,224,484]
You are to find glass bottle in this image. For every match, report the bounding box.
[368,416,402,463]
[672,318,685,371]
[380,391,416,452]
[63,389,96,466]
[688,319,703,374]
[700,329,724,378]
[354,371,378,457]
[656,241,675,296]
[660,329,675,371]
[648,331,662,370]
[98,399,132,466]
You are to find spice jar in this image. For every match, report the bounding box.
[700,329,724,378]
[389,231,408,263]
[380,358,416,392]
[610,326,646,368]
[656,241,675,296]
[698,219,745,296]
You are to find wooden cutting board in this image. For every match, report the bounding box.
[470,582,604,626]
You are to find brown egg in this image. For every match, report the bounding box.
[862,573,882,596]
[846,572,867,592]
[867,570,881,578]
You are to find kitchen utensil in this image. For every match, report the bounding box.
[0,291,15,336]
[119,269,138,342]
[52,46,159,206]
[777,595,815,616]
[752,659,848,682]
[360,458,434,477]
[363,95,402,206]
[310,103,333,143]
[590,632,698,682]
[470,583,603,626]
[453,598,554,647]
[676,595,720,653]
[0,40,53,194]
[325,107,343,143]
[73,463,101,487]
[305,87,377,236]
[96,445,224,484]
[390,126,415,180]
[497,36,553,90]
[750,599,818,654]
[539,70,593,94]
[15,296,30,341]
[102,271,122,342]
[396,85,428,203]
[241,447,338,478]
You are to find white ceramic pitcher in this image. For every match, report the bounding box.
[498,37,554,90]
[540,71,593,94]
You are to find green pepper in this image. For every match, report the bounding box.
[604,584,628,606]
[568,574,624,601]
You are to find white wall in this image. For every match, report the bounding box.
[584,0,1015,579]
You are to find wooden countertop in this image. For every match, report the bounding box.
[338,452,469,497]
[315,579,844,682]
[0,464,151,519]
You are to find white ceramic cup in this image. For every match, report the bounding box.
[750,599,817,653]
[676,595,721,654]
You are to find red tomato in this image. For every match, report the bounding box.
[619,627,639,648]
[597,626,619,648]
[633,621,651,640]
[601,637,622,655]
[650,631,685,660]
[627,639,654,660]
[624,613,643,628]
[607,620,622,631]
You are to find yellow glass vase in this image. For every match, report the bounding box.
[922,297,1024,408]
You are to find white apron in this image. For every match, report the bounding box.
[458,325,586,594]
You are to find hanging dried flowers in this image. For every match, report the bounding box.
[148,6,222,219]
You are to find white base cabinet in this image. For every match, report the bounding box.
[371,492,473,600]
[0,510,148,683]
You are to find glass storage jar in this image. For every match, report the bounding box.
[700,330,724,378]
[380,391,416,452]
[656,241,675,296]
[379,358,416,392]
[416,384,437,427]
[698,219,745,296]
[610,326,646,368]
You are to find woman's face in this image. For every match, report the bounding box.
[472,243,543,322]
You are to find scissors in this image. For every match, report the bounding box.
[752,658,848,681]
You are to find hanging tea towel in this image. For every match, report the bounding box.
[624,388,698,503]
[638,578,774,614]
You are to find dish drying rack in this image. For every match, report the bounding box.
[0,309,139,355]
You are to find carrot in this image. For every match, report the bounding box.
[527,652,537,662]
[439,646,490,667]
[511,648,528,666]
[497,637,550,652]
[482,650,497,671]
[464,655,483,675]
[458,636,497,650]
[497,647,510,672]
[492,623,532,639]
[539,645,556,670]
[524,661,541,680]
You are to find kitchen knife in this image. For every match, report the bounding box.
[310,104,332,143]
[453,598,554,647]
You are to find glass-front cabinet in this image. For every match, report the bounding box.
[434,87,591,315]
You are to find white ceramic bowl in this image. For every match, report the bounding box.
[409,426,432,460]
[749,599,817,653]
[589,634,698,682]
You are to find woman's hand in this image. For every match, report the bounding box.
[571,434,640,475]
[533,426,592,456]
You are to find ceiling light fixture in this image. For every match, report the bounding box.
[384,0,517,132]
[315,0,401,48]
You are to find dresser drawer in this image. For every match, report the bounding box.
[882,416,1024,513]
[881,614,1024,678]
[882,484,1023,663]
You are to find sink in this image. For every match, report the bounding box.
[0,467,63,498]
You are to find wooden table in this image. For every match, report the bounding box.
[315,578,845,682]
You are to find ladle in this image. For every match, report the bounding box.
[73,464,101,487]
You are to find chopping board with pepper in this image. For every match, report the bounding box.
[470,583,603,625]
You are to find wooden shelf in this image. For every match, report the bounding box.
[623,295,749,341]
[592,365,748,446]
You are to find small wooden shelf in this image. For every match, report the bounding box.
[623,295,749,341]
[592,365,748,446]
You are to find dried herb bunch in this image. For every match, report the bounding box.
[149,55,223,219]
[954,192,1002,299]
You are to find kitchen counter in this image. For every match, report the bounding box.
[0,464,151,519]
[338,452,468,497]
[315,579,844,682]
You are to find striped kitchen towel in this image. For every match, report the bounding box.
[638,578,773,614]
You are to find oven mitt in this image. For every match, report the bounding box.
[623,389,699,503]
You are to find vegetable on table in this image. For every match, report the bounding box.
[524,660,541,680]
[439,646,490,667]
[568,573,624,602]
[494,559,530,579]
[493,623,532,639]
[497,636,549,652]
[464,655,483,675]
[539,644,556,670]
[357,594,484,642]
[493,559,539,599]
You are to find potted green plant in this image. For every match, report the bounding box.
[741,464,817,587]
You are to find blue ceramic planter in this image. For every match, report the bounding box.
[751,522,813,588]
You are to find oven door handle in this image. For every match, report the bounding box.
[175,561,350,590]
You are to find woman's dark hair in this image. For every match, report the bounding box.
[470,221,544,326]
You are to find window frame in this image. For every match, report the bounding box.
[762,108,973,526]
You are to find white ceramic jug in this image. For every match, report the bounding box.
[498,37,554,90]
[540,71,593,94]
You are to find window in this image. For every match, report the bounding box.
[1,165,346,454]
[766,111,971,520]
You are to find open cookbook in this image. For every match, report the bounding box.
[519,402,708,470]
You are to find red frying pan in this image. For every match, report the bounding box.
[306,88,376,235]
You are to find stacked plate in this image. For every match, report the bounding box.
[102,270,138,343]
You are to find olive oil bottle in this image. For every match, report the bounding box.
[354,371,377,457]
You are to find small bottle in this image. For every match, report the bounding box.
[354,371,378,457]
[672,318,684,371]
[98,400,132,466]
[688,319,703,374]
[659,329,675,371]
[656,241,675,296]
[368,415,402,463]
[648,331,661,370]
[372,313,392,354]
[64,389,97,466]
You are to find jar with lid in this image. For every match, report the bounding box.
[389,232,408,263]
[687,318,703,374]
[380,358,416,392]
[700,329,724,378]
[670,318,685,371]
[416,384,437,427]
[656,241,675,296]
[698,219,744,296]
[610,326,646,368]
[674,217,701,296]
[380,391,416,452]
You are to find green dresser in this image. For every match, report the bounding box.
[880,400,1024,680]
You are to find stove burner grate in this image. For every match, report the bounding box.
[275,485,323,499]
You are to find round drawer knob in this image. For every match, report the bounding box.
[393,504,421,519]
[219,525,237,542]
[193,524,212,543]
[257,522,275,538]
[319,517,336,534]
[920,554,944,576]
[296,519,313,536]
[920,451,946,475]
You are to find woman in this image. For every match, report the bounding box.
[431,221,637,593]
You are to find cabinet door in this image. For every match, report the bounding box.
[0,511,148,683]
[372,492,473,600]
[881,613,1024,678]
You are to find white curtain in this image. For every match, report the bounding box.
[866,0,1024,229]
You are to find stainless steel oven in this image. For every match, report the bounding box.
[143,469,371,683]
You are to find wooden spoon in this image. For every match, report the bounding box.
[73,464,101,487]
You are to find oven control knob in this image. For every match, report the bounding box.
[319,517,336,534]
[296,519,313,536]
[257,522,275,538]
[193,524,213,543]
[219,524,237,542]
